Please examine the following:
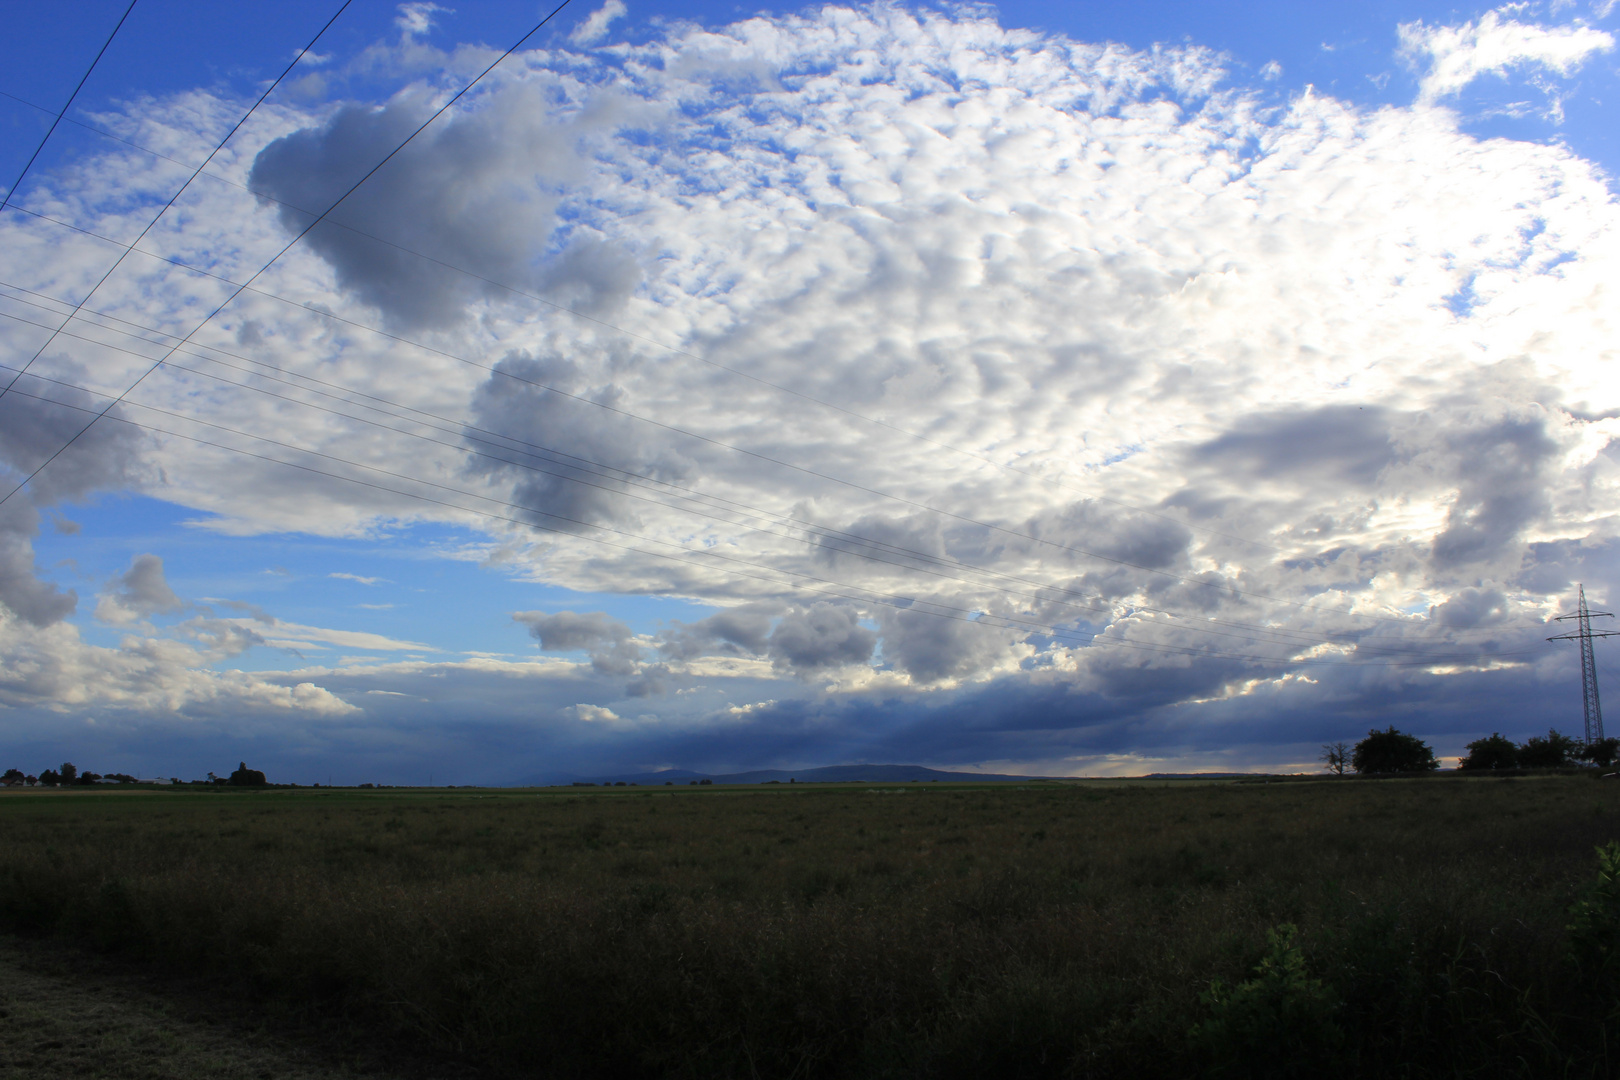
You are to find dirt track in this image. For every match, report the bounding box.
[0,937,409,1080]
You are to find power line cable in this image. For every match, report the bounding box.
[0,0,575,512]
[0,0,138,215]
[0,292,1512,660]
[0,0,355,402]
[0,344,1542,667]
[0,205,1411,627]
[0,80,1279,555]
[2,375,1543,670]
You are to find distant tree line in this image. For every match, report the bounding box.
[1318,727,1619,776]
[1457,731,1617,771]
[1,761,269,787]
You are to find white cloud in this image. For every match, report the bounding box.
[0,610,356,717]
[395,2,447,38]
[571,0,626,46]
[2,5,1618,773]
[330,572,386,585]
[93,554,184,626]
[1398,8,1615,104]
[257,620,432,652]
[565,703,621,722]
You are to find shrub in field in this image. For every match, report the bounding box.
[1567,840,1620,989]
[1351,727,1438,774]
[1458,733,1519,771]
[1519,730,1581,769]
[1189,924,1342,1076]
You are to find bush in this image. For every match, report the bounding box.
[1459,733,1518,771]
[1568,841,1620,990]
[1189,924,1342,1076]
[1351,727,1438,774]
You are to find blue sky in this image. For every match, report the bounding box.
[1,0,1617,784]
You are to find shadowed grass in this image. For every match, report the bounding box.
[3,776,1619,1077]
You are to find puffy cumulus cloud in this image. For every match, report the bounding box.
[515,609,631,650]
[94,554,184,626]
[0,362,148,628]
[657,601,778,661]
[571,1,626,47]
[876,602,1031,685]
[0,609,356,718]
[1399,9,1615,105]
[767,603,876,676]
[514,608,643,676]
[3,4,1619,774]
[395,2,447,39]
[247,81,595,330]
[564,703,621,723]
[464,351,690,532]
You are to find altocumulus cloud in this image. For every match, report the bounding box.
[0,3,1616,781]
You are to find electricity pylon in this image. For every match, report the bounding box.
[1548,585,1618,744]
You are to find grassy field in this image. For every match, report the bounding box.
[3,774,1620,1078]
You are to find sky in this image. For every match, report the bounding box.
[0,0,1616,785]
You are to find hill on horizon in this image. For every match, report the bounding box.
[523,764,1051,786]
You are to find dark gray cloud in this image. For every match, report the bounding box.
[513,609,643,678]
[0,510,76,627]
[248,83,610,330]
[876,603,1019,683]
[1020,501,1194,572]
[0,369,146,627]
[107,554,183,618]
[767,602,876,675]
[465,351,692,531]
[515,609,631,651]
[1431,413,1558,568]
[1433,586,1510,629]
[1194,405,1397,487]
[658,602,777,660]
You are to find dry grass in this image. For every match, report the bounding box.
[2,775,1619,1077]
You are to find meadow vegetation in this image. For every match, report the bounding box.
[3,775,1620,1077]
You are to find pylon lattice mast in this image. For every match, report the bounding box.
[1548,584,1619,744]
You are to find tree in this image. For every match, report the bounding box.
[77,771,102,785]
[1580,738,1620,770]
[59,762,77,784]
[37,769,60,787]
[1459,733,1518,771]
[1519,730,1580,769]
[2,768,24,785]
[1351,727,1439,774]
[228,762,267,786]
[1320,742,1350,776]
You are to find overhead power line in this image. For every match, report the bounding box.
[1,374,1541,672]
[0,282,1515,658]
[0,0,575,512]
[0,0,356,402]
[0,78,1279,556]
[0,206,1411,629]
[0,0,138,215]
[0,330,1492,663]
